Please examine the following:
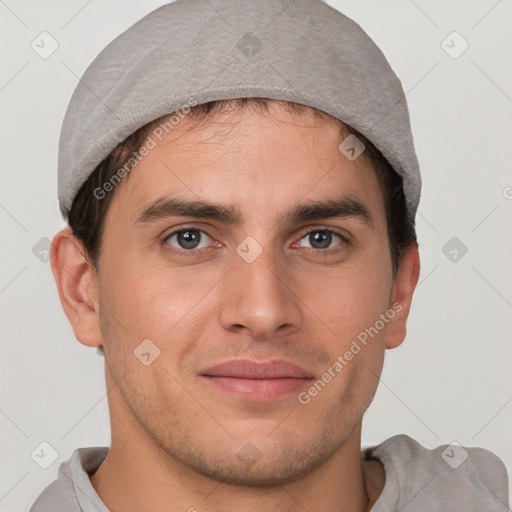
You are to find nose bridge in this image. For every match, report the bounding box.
[219,234,302,337]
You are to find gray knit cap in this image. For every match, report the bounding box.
[58,0,421,221]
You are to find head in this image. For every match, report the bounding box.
[51,98,420,485]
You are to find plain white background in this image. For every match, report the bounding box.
[1,0,511,510]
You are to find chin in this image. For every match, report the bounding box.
[172,432,342,487]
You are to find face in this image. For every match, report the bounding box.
[89,104,402,485]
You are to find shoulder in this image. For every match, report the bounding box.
[29,455,78,512]
[29,477,77,512]
[29,446,109,512]
[364,434,509,511]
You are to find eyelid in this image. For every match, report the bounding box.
[162,225,218,252]
[296,225,350,242]
[293,226,350,251]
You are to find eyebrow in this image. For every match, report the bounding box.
[133,194,374,229]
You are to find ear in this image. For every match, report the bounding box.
[385,242,420,349]
[50,227,103,349]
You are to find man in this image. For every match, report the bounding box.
[30,0,509,511]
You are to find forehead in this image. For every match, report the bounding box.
[107,105,385,226]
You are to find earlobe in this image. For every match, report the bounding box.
[50,227,103,349]
[385,243,421,350]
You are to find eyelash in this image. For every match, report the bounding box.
[161,226,350,256]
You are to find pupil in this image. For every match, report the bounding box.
[311,231,331,249]
[178,230,200,249]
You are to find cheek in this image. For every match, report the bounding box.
[314,261,393,343]
[314,274,389,401]
[100,251,221,346]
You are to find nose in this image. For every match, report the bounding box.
[218,241,303,340]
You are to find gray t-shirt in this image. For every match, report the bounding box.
[30,434,509,511]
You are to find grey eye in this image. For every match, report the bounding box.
[299,230,343,250]
[165,229,212,250]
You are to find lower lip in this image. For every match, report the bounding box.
[202,376,312,401]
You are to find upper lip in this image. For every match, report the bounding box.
[200,359,314,379]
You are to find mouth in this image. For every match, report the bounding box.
[199,359,315,401]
